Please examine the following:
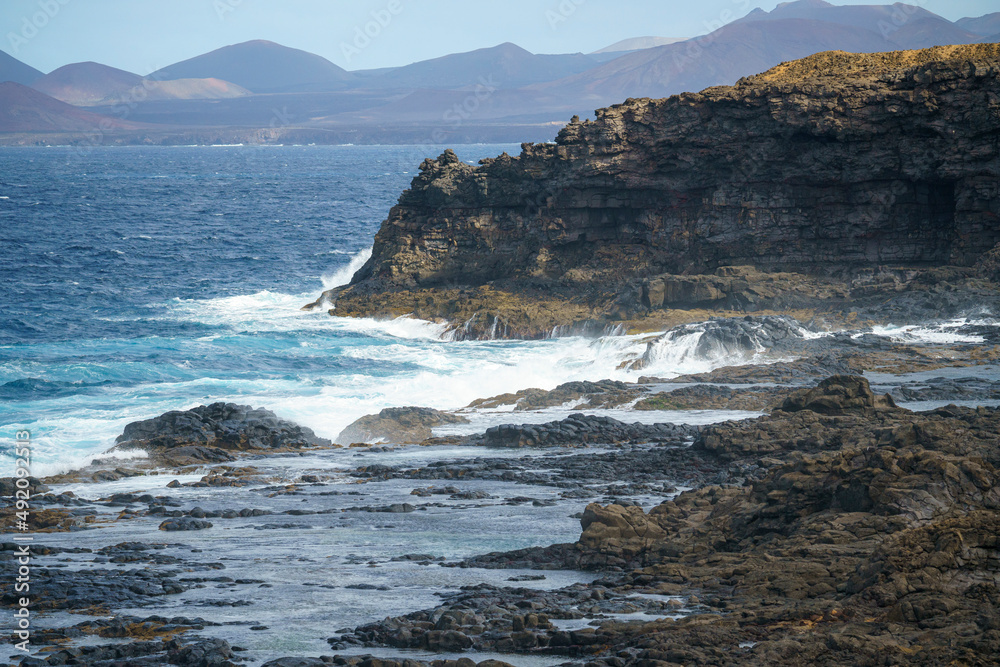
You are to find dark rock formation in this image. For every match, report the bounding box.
[482,414,696,448]
[113,402,331,463]
[320,44,1000,338]
[18,638,236,666]
[635,316,809,369]
[776,374,898,415]
[634,384,793,412]
[468,379,643,411]
[0,476,49,497]
[350,375,1000,665]
[159,517,213,531]
[336,406,468,445]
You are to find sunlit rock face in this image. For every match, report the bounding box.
[333,45,1000,321]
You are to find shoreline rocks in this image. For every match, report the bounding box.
[342,375,1000,665]
[313,44,1000,339]
[114,402,332,457]
[336,407,469,445]
[7,369,1000,666]
[481,415,695,449]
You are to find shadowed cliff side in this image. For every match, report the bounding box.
[312,43,1000,339]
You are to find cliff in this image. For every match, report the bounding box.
[317,43,1000,338]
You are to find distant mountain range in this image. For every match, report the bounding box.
[0,82,142,133]
[0,50,43,86]
[33,62,252,106]
[591,37,684,54]
[0,1,997,144]
[149,40,353,93]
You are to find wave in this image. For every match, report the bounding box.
[165,288,447,340]
[321,247,372,290]
[0,378,117,400]
[868,317,996,345]
[638,317,807,376]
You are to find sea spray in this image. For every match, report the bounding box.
[322,246,373,291]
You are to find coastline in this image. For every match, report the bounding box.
[5,312,1000,666]
[4,42,1000,667]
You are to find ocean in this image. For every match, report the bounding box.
[0,144,770,477]
[5,144,1000,666]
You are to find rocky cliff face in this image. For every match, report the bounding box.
[321,43,1000,337]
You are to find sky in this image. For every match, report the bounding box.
[2,0,998,75]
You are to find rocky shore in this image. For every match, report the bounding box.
[325,376,1000,665]
[5,323,1000,666]
[308,43,1000,339]
[6,42,1000,667]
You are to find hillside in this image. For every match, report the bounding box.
[532,18,897,105]
[353,42,597,90]
[0,82,141,132]
[958,12,1000,35]
[0,49,43,85]
[323,42,1000,338]
[592,37,683,54]
[31,62,251,106]
[150,40,353,93]
[31,62,143,105]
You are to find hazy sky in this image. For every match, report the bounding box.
[3,0,997,75]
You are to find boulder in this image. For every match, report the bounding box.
[777,374,898,416]
[336,406,469,445]
[114,403,331,455]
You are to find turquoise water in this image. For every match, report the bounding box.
[0,145,690,475]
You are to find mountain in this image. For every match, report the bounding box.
[150,40,353,93]
[0,82,141,132]
[532,18,896,107]
[885,16,985,49]
[98,78,252,105]
[354,43,598,90]
[957,13,1000,36]
[738,0,983,49]
[739,0,942,30]
[31,62,251,106]
[0,49,43,85]
[592,37,684,54]
[31,62,143,105]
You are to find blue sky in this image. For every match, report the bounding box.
[2,0,997,75]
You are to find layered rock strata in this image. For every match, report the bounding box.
[315,43,1000,338]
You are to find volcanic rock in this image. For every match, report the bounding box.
[321,44,1000,338]
[113,403,331,460]
[336,407,469,445]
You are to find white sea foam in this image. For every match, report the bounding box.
[167,289,448,339]
[26,435,149,479]
[869,318,995,344]
[321,247,372,290]
[12,273,852,475]
[11,316,788,476]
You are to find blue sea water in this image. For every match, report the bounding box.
[0,145,694,475]
[3,145,997,477]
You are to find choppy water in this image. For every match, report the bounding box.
[4,144,1000,667]
[1,145,997,476]
[0,145,778,475]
